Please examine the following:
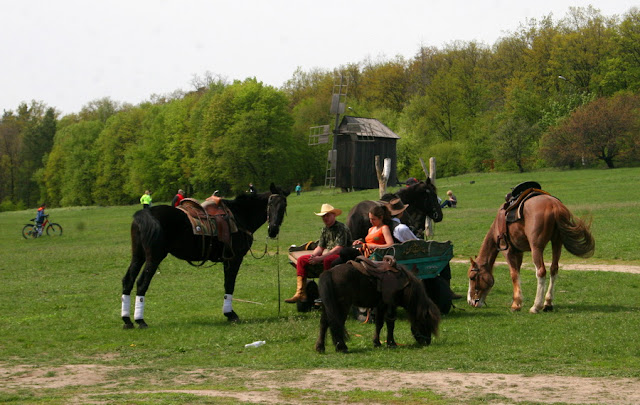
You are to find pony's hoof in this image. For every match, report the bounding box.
[373,340,382,347]
[529,307,540,314]
[224,311,239,322]
[543,305,554,312]
[315,344,325,353]
[135,319,148,328]
[386,341,398,348]
[335,343,348,353]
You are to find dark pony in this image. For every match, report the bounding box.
[121,183,289,328]
[468,194,595,313]
[315,262,440,353]
[346,179,442,240]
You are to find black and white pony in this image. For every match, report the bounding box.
[121,183,289,328]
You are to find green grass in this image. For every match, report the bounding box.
[1,167,639,403]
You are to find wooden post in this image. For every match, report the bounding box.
[375,155,391,198]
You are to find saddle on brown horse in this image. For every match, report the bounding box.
[496,181,551,251]
[176,197,239,263]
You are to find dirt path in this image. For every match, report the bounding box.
[2,364,640,404]
[451,259,640,275]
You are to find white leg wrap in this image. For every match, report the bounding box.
[121,294,131,318]
[223,294,233,313]
[534,276,546,310]
[134,295,145,320]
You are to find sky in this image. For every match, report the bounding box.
[2,1,638,116]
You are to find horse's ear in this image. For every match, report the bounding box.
[469,257,476,266]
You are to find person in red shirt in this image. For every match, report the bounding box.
[171,189,185,207]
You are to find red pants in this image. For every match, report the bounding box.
[296,254,339,277]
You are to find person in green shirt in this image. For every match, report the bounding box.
[285,203,351,303]
[140,190,152,209]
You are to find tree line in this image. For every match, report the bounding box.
[1,6,639,210]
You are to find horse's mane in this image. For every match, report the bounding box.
[402,268,440,336]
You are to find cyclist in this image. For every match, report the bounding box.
[35,203,47,235]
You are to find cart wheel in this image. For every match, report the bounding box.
[423,277,452,315]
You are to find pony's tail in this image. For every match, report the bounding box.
[318,268,348,346]
[556,205,595,258]
[132,209,163,252]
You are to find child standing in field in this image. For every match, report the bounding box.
[140,190,152,209]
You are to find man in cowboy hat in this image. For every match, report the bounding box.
[285,203,352,304]
[387,197,419,243]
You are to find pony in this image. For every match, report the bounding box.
[315,260,441,353]
[346,179,442,240]
[120,183,289,328]
[468,193,595,313]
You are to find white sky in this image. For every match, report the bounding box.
[2,1,637,116]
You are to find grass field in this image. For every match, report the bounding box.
[1,168,639,403]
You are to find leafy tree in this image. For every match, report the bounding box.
[494,117,539,172]
[541,92,640,168]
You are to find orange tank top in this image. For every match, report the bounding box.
[365,226,387,246]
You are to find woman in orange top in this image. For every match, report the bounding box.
[332,205,395,267]
[357,204,394,254]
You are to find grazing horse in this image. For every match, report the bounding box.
[121,183,289,328]
[315,259,440,353]
[346,179,442,240]
[468,193,595,313]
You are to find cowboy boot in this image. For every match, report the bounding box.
[284,276,307,303]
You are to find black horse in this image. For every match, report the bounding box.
[121,183,289,329]
[315,260,441,353]
[346,179,442,240]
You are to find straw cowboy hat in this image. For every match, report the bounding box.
[387,198,409,216]
[314,203,342,216]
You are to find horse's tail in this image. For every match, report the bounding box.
[132,208,163,252]
[318,267,348,345]
[555,204,595,258]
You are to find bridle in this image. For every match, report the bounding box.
[249,193,286,260]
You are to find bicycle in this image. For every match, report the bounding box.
[22,215,63,239]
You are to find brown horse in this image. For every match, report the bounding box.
[468,194,595,313]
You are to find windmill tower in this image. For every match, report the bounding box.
[308,73,348,188]
[309,73,396,191]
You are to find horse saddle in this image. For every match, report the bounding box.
[177,198,238,245]
[349,256,409,304]
[496,183,550,250]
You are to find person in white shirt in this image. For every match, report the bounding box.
[387,198,417,242]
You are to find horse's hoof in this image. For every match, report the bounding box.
[373,340,382,347]
[336,343,348,353]
[543,305,554,312]
[135,319,148,328]
[386,342,397,348]
[529,307,540,314]
[315,344,325,353]
[122,316,134,329]
[224,311,240,322]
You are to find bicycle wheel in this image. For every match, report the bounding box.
[47,223,63,236]
[22,224,37,239]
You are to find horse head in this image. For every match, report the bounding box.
[266,183,289,238]
[396,179,443,236]
[467,257,495,308]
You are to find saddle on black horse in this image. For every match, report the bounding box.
[348,255,410,306]
[496,181,552,251]
[176,197,239,263]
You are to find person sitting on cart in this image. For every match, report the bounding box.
[35,203,47,235]
[284,203,352,304]
[333,204,396,266]
[386,197,418,242]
